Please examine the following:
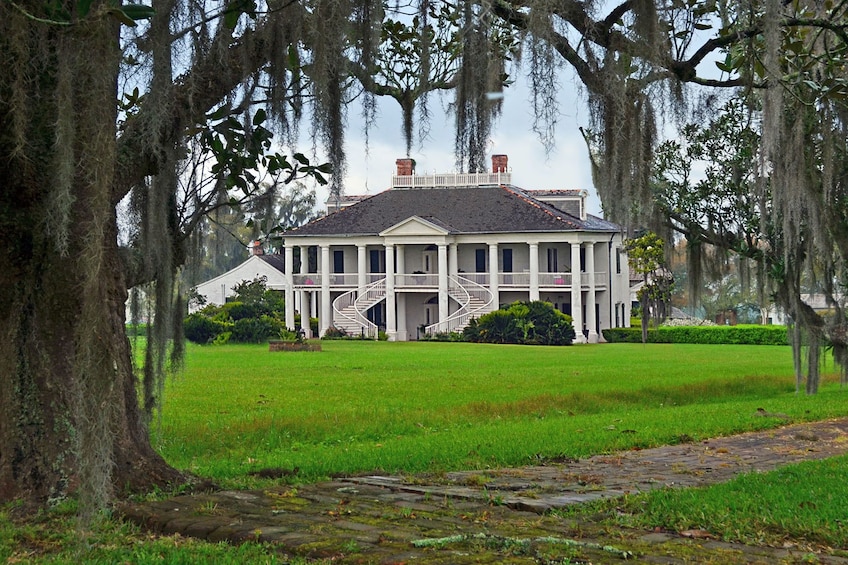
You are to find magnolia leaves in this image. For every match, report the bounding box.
[20,0,154,26]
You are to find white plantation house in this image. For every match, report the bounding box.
[278,155,631,342]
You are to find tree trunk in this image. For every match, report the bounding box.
[0,7,183,511]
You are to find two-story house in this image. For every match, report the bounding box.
[282,155,631,342]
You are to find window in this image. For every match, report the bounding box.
[333,250,344,273]
[547,248,558,272]
[579,247,586,272]
[502,248,513,272]
[475,249,486,272]
[616,248,622,274]
[369,249,384,273]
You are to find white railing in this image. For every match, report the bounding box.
[538,272,572,287]
[395,273,439,287]
[460,272,489,286]
[498,272,530,287]
[331,279,384,339]
[293,273,321,286]
[353,279,386,339]
[424,275,494,336]
[392,172,511,189]
[331,288,360,332]
[305,270,607,291]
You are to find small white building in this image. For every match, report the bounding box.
[281,155,631,342]
[191,249,286,311]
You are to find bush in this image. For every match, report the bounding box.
[463,301,575,346]
[184,313,230,344]
[226,301,262,321]
[321,326,348,340]
[231,315,285,343]
[602,325,789,345]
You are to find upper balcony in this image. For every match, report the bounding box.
[292,271,608,291]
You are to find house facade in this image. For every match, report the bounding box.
[283,155,631,342]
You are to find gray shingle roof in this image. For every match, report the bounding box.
[258,254,286,273]
[289,185,621,237]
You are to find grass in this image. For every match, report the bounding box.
[5,340,848,562]
[563,454,848,549]
[155,341,848,486]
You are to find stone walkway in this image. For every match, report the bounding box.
[120,418,848,563]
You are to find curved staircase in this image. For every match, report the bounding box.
[423,275,494,336]
[331,275,494,339]
[331,279,385,338]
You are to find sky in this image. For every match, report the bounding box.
[313,74,606,216]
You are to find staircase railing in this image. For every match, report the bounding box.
[424,275,494,336]
[331,279,385,338]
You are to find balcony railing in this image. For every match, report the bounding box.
[293,271,608,289]
[392,171,511,189]
[395,273,439,287]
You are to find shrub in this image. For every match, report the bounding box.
[184,313,230,344]
[463,301,575,346]
[230,315,285,343]
[322,326,348,340]
[278,328,301,342]
[226,301,262,321]
[602,325,789,345]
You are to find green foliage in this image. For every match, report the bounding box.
[184,277,286,344]
[183,314,231,344]
[602,325,789,345]
[625,232,673,341]
[278,328,301,342]
[321,326,348,339]
[294,315,319,336]
[422,331,464,342]
[231,315,285,343]
[463,301,575,345]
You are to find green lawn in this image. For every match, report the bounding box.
[6,341,848,563]
[156,341,848,486]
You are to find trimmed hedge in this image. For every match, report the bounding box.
[602,325,789,345]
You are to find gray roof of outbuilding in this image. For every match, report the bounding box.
[288,184,621,237]
[258,254,287,273]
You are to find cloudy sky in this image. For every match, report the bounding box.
[314,74,605,216]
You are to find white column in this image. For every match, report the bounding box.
[449,243,458,277]
[438,244,449,325]
[300,291,311,338]
[396,294,407,341]
[585,242,598,343]
[320,245,331,336]
[571,242,585,343]
[385,244,397,340]
[284,245,295,330]
[529,242,539,301]
[488,243,499,307]
[357,245,367,290]
[396,244,405,279]
[298,245,309,336]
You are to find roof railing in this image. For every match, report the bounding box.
[392,171,512,189]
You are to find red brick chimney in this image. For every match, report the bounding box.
[492,154,508,173]
[396,158,415,176]
[250,240,264,256]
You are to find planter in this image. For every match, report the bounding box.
[268,340,322,352]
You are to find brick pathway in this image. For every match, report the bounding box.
[120,418,848,563]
